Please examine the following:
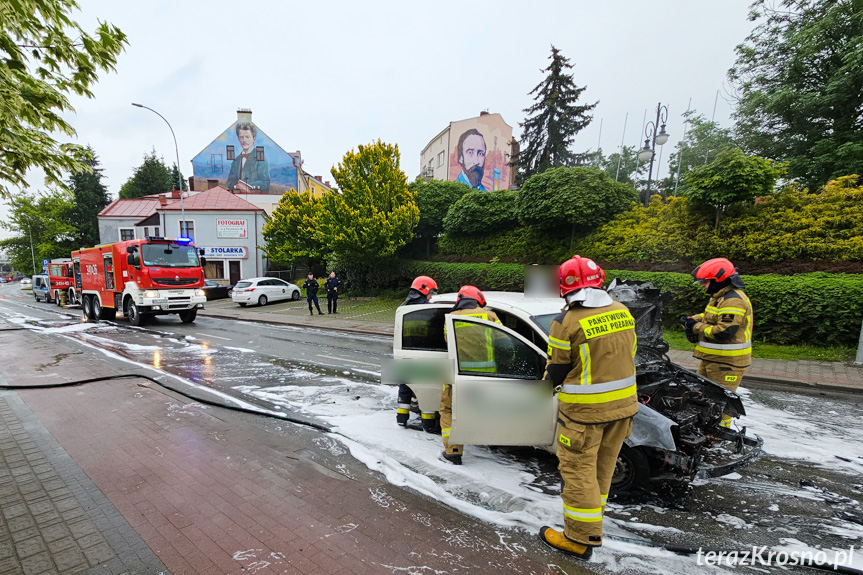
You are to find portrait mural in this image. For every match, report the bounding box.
[447,115,512,191]
[192,119,299,194]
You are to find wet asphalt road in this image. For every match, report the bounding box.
[1,283,862,574]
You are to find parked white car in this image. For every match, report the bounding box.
[385,283,761,493]
[231,277,301,307]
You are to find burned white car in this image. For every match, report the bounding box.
[384,281,762,494]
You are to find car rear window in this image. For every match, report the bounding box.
[235,281,252,289]
[402,308,447,351]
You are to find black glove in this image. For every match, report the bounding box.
[679,316,698,343]
[682,318,697,331]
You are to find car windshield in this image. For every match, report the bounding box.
[530,313,559,335]
[141,244,200,268]
[234,281,252,289]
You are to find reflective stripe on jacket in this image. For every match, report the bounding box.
[693,286,753,368]
[445,306,501,373]
[545,301,638,424]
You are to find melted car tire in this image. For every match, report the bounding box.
[611,445,650,494]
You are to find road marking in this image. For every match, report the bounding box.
[196,332,232,341]
[317,354,380,367]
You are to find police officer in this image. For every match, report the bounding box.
[441,285,501,465]
[682,257,753,427]
[539,255,638,561]
[303,272,323,315]
[397,276,438,430]
[325,271,342,314]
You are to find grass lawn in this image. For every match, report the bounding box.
[662,328,855,362]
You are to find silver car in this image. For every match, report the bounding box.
[385,281,762,494]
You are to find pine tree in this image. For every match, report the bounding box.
[119,149,174,199]
[68,147,111,247]
[516,46,597,184]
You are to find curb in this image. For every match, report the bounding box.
[198,311,395,337]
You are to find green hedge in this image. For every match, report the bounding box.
[371,261,863,347]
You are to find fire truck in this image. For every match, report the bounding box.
[46,260,76,305]
[72,237,207,326]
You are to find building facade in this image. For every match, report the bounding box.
[419,111,518,191]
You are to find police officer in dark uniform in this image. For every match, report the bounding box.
[325,271,342,314]
[303,272,323,315]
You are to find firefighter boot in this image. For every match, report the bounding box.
[421,412,440,434]
[441,451,462,465]
[539,527,593,561]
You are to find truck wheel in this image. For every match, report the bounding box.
[68,289,76,306]
[126,300,147,327]
[92,297,103,322]
[179,309,197,323]
[82,296,96,321]
[610,445,651,495]
[55,292,62,307]
[258,295,268,306]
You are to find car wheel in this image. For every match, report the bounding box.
[34,292,39,302]
[610,445,651,494]
[291,290,300,300]
[126,300,147,327]
[258,295,268,306]
[179,309,197,323]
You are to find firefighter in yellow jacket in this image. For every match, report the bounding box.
[681,257,753,427]
[539,256,638,561]
[440,285,501,465]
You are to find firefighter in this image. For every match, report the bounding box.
[397,276,439,431]
[539,255,638,561]
[681,258,753,427]
[440,285,501,465]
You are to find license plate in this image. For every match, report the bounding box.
[152,298,168,304]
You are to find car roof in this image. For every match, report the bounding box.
[237,277,288,282]
[433,291,564,316]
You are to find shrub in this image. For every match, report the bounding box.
[437,227,571,264]
[442,190,520,236]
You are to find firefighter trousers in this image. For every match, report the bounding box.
[556,416,633,547]
[697,361,747,427]
[440,384,462,456]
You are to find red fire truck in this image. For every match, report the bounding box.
[72,237,207,326]
[46,260,76,305]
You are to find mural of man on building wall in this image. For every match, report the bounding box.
[226,122,270,193]
[455,129,486,190]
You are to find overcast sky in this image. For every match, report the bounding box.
[1,0,755,239]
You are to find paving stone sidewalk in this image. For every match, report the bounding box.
[0,323,584,575]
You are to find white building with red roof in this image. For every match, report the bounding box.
[98,187,266,284]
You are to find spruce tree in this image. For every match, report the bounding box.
[68,147,111,247]
[516,46,597,184]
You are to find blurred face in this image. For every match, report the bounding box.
[237,128,255,152]
[330,272,335,278]
[700,279,711,291]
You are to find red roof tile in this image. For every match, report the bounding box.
[98,198,163,218]
[158,187,263,212]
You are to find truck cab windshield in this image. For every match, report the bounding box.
[141,244,200,268]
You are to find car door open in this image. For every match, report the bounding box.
[444,314,557,447]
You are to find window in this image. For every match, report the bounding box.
[453,320,546,379]
[438,151,445,167]
[154,226,160,236]
[119,228,135,241]
[226,145,235,161]
[428,160,433,171]
[256,146,265,161]
[401,308,447,351]
[204,261,225,279]
[179,221,194,241]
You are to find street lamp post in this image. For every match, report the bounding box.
[131,103,186,237]
[28,224,36,274]
[637,102,670,207]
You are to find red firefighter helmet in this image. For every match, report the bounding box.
[691,258,735,283]
[410,275,438,296]
[559,255,605,297]
[457,285,486,307]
